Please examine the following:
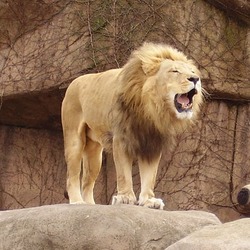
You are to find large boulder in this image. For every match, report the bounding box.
[0,204,220,250]
[166,218,250,250]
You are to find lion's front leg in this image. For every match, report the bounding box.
[112,136,137,206]
[138,155,165,210]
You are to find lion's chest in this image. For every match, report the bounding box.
[114,121,164,161]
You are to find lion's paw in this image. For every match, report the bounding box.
[139,198,165,210]
[112,194,137,206]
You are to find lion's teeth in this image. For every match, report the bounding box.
[181,102,193,110]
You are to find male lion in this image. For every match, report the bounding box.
[62,42,203,209]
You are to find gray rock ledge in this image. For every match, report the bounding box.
[0,204,220,250]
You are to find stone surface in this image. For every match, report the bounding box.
[0,0,249,129]
[237,184,250,215]
[0,126,107,209]
[0,0,249,99]
[166,218,250,250]
[0,204,221,250]
[0,126,67,209]
[0,88,65,130]
[206,0,250,25]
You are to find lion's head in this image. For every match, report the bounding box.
[155,58,202,120]
[119,43,203,136]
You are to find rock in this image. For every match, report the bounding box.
[237,184,250,206]
[236,184,250,215]
[0,88,65,130]
[166,218,250,250]
[206,0,250,25]
[0,0,249,130]
[0,204,220,250]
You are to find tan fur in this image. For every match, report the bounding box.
[61,42,203,208]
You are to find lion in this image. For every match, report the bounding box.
[61,42,203,209]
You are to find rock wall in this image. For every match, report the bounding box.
[0,0,249,222]
[0,126,66,208]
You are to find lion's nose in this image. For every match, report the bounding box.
[187,77,199,85]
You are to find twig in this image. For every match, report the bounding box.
[0,89,4,110]
[87,0,97,67]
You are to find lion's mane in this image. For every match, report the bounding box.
[113,43,202,161]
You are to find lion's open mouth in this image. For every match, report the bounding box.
[174,88,197,113]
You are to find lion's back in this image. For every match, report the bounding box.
[62,68,121,136]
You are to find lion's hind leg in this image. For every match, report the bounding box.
[64,128,86,204]
[81,138,103,204]
[62,95,87,204]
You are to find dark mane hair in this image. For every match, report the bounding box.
[112,42,197,161]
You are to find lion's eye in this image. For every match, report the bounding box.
[172,70,179,73]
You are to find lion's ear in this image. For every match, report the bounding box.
[141,61,161,76]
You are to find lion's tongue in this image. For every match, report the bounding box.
[177,94,189,105]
